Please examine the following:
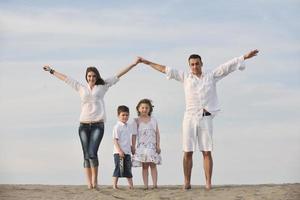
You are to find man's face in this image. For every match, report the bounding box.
[189,58,202,76]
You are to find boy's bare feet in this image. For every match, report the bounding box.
[113,185,119,190]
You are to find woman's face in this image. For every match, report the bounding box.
[87,71,97,86]
[138,103,150,116]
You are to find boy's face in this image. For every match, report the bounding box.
[118,112,129,123]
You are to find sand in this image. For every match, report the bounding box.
[0,184,299,200]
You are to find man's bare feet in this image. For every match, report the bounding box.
[183,184,191,190]
[205,184,212,190]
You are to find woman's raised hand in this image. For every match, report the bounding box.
[137,57,151,65]
[134,57,143,65]
[43,65,51,72]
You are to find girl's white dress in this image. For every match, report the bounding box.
[132,117,162,167]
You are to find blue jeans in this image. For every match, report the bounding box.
[78,122,104,168]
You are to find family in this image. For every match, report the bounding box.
[43,49,259,190]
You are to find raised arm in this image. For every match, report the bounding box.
[43,65,67,81]
[243,49,259,60]
[139,57,166,74]
[212,49,259,81]
[116,57,140,79]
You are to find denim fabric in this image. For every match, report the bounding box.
[113,154,132,178]
[78,122,104,168]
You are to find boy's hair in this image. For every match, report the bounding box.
[136,98,154,116]
[117,105,129,115]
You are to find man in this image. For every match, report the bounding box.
[138,49,259,190]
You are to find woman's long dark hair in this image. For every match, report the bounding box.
[85,66,105,85]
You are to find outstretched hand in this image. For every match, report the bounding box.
[137,56,151,65]
[43,65,51,71]
[244,49,259,60]
[134,57,143,65]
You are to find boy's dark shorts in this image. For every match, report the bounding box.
[113,154,133,178]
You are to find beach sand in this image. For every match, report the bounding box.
[0,184,299,200]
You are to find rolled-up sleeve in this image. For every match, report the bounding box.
[212,56,245,82]
[104,76,119,88]
[65,77,82,92]
[165,67,185,82]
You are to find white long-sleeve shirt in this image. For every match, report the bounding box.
[65,76,119,122]
[165,56,245,119]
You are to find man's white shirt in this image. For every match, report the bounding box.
[165,56,245,119]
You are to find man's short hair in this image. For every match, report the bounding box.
[117,105,129,115]
[188,54,202,62]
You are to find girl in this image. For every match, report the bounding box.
[43,58,139,189]
[132,99,162,189]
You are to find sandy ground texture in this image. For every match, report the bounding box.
[0,184,299,200]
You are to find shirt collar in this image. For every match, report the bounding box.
[117,120,128,126]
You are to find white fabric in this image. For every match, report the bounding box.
[182,115,213,151]
[132,117,162,167]
[165,56,245,152]
[112,121,133,155]
[165,56,245,118]
[65,76,119,122]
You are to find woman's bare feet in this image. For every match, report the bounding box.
[88,184,93,189]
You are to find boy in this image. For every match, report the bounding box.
[112,105,133,189]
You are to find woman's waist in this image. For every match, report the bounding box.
[80,119,104,125]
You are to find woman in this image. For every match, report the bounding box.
[43,58,140,189]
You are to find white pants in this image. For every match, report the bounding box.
[182,115,213,152]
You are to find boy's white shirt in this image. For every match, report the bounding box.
[112,120,133,155]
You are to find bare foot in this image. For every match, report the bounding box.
[152,185,158,189]
[113,185,119,190]
[92,185,98,189]
[183,184,191,190]
[205,184,212,190]
[88,185,93,189]
[128,186,133,190]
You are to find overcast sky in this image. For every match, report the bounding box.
[0,0,299,185]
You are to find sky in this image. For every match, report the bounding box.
[0,0,299,186]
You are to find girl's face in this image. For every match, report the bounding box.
[87,71,97,86]
[138,103,150,116]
